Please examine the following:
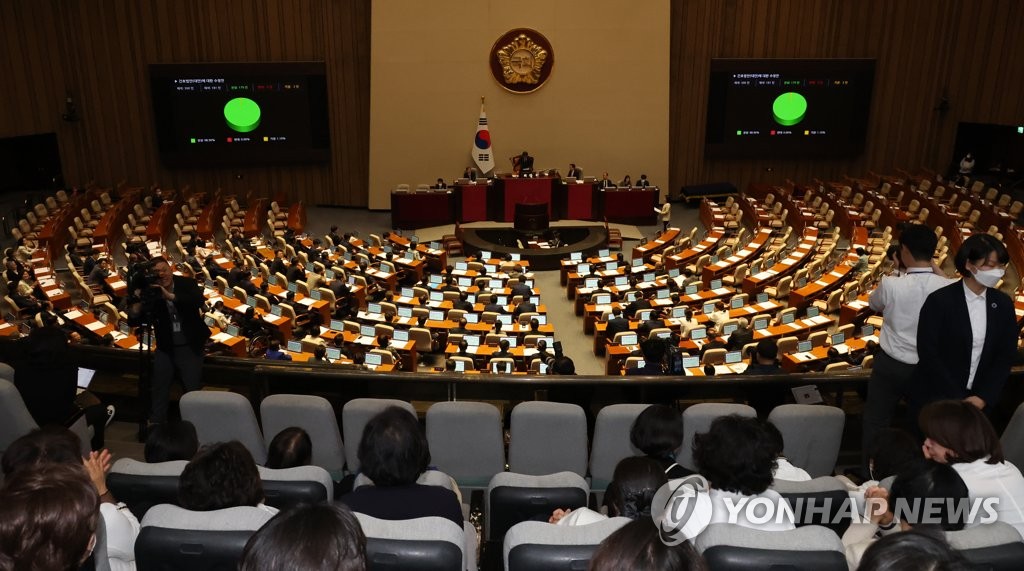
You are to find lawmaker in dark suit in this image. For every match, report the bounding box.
[913,234,1018,412]
[128,257,211,424]
[627,338,667,375]
[605,308,630,339]
[450,317,471,336]
[453,292,474,312]
[511,281,533,300]
[567,164,583,179]
[726,318,755,351]
[490,339,514,360]
[269,251,288,276]
[513,300,537,318]
[698,327,728,359]
[624,293,653,319]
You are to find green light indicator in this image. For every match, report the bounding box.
[773,92,807,126]
[224,97,261,133]
[736,130,742,136]
[190,138,196,144]
[1018,126,1023,134]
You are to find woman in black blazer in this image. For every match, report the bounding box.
[913,234,1018,413]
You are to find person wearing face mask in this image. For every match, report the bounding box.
[912,233,1017,414]
[860,225,953,479]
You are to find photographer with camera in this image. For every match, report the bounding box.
[127,257,211,426]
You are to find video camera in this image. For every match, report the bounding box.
[127,260,163,310]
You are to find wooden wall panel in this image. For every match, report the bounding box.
[1,0,1021,207]
[0,0,369,206]
[669,0,1024,196]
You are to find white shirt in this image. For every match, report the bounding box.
[679,317,700,337]
[952,457,1024,540]
[963,282,988,390]
[556,506,609,526]
[868,268,955,364]
[709,310,730,327]
[101,502,141,571]
[773,458,812,482]
[708,488,796,531]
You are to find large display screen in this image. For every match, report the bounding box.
[150,62,330,167]
[705,59,875,158]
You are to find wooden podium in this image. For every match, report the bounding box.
[514,202,549,232]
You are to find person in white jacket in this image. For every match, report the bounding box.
[654,201,671,231]
[549,457,667,526]
[919,400,1024,539]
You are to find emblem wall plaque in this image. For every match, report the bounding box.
[489,28,554,94]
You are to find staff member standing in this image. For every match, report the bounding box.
[654,200,671,231]
[913,234,1017,413]
[861,225,952,474]
[128,257,211,426]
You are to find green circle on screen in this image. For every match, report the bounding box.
[772,92,807,126]
[224,98,261,133]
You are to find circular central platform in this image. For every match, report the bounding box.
[461,225,608,270]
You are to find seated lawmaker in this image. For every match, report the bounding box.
[744,339,781,375]
[627,338,666,376]
[490,339,513,360]
[726,318,754,351]
[265,340,292,361]
[432,178,447,189]
[599,172,616,189]
[698,327,728,358]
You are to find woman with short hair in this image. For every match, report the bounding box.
[630,404,691,479]
[0,462,101,571]
[340,406,462,527]
[588,519,706,571]
[178,441,277,515]
[913,234,1017,412]
[240,503,366,571]
[919,399,1024,538]
[693,415,795,531]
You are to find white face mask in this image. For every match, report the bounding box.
[972,267,1004,288]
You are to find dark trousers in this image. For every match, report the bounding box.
[75,391,106,450]
[150,345,204,423]
[861,350,917,470]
